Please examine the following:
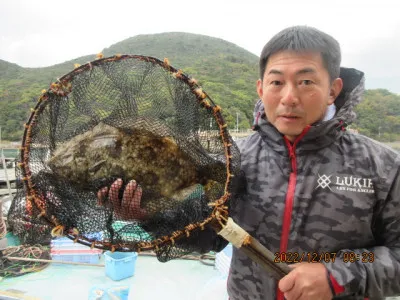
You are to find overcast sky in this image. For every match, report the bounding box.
[0,0,399,93]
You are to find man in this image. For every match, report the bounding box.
[101,26,400,299]
[225,25,400,299]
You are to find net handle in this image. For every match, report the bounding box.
[215,217,291,280]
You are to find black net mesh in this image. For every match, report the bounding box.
[8,165,53,245]
[8,55,240,262]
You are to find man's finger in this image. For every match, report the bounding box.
[278,271,296,293]
[97,187,108,206]
[284,289,303,300]
[122,180,137,208]
[109,179,123,207]
[134,184,142,200]
[132,185,147,219]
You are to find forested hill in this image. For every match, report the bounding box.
[0,32,259,141]
[0,32,399,143]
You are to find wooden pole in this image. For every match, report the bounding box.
[6,256,105,267]
[0,151,12,197]
[213,217,291,280]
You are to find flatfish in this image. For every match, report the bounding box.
[47,122,211,202]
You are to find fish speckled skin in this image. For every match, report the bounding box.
[47,122,204,201]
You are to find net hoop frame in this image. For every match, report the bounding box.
[18,54,235,252]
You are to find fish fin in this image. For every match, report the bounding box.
[88,160,106,173]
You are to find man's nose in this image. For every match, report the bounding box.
[280,84,299,106]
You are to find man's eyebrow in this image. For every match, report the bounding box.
[267,69,283,75]
[296,67,316,75]
[267,68,316,76]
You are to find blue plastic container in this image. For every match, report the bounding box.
[50,248,103,264]
[223,243,233,257]
[104,251,138,281]
[51,251,102,264]
[215,243,233,277]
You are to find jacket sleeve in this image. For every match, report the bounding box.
[323,164,400,298]
[184,168,248,254]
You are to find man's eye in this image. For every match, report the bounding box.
[270,81,282,86]
[301,80,313,85]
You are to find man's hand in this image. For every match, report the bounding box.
[278,262,333,300]
[97,179,147,221]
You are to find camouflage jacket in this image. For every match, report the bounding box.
[226,67,400,300]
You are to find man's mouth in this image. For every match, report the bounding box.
[280,114,300,119]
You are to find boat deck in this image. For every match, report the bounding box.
[0,253,229,300]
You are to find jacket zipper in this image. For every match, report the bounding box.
[277,127,310,300]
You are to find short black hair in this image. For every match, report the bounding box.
[259,26,341,82]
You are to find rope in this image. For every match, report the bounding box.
[0,245,51,278]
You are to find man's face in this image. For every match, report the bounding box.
[257,50,343,141]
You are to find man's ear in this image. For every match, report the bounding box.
[256,79,263,99]
[328,78,343,105]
